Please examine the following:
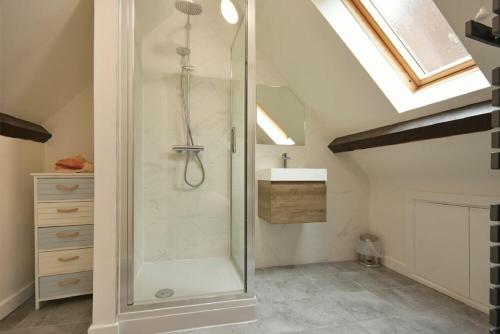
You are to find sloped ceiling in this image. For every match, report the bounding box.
[137,0,239,80]
[135,0,245,39]
[0,0,93,124]
[0,0,489,131]
[256,0,492,137]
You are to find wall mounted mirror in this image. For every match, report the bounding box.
[256,85,305,146]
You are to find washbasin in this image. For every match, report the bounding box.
[257,168,327,181]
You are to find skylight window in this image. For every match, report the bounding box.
[350,0,476,87]
[312,0,489,113]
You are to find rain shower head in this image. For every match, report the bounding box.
[175,0,203,15]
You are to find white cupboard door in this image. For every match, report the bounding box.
[415,202,469,298]
[469,208,489,306]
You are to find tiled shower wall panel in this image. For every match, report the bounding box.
[141,75,230,262]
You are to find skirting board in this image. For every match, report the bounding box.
[88,322,119,334]
[381,257,489,314]
[381,256,411,276]
[413,274,489,314]
[0,282,34,320]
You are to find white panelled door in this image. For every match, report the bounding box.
[415,202,470,298]
[469,208,490,306]
[414,201,490,308]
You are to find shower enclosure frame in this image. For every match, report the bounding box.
[116,0,257,325]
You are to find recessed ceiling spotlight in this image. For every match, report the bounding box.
[221,0,239,24]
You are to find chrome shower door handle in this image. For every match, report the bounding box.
[231,127,236,153]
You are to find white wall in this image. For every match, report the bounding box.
[0,137,44,319]
[0,0,93,322]
[90,0,119,333]
[0,92,93,318]
[349,130,500,275]
[0,3,45,320]
[43,85,94,171]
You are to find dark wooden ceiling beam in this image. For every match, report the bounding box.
[329,102,493,153]
[466,20,500,48]
[494,0,500,15]
[0,113,52,143]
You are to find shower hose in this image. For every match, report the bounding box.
[180,68,206,188]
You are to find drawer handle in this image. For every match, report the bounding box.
[58,278,81,287]
[56,184,80,192]
[58,255,80,262]
[56,232,80,239]
[57,208,79,213]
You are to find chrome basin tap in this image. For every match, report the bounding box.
[282,153,291,168]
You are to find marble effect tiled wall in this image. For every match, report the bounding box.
[140,74,231,262]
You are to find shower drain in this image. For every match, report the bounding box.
[155,288,175,299]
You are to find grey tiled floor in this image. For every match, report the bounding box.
[184,261,489,334]
[0,295,91,334]
[0,262,489,334]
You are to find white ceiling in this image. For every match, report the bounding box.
[256,0,493,137]
[0,0,93,124]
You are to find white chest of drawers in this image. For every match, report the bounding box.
[31,173,94,309]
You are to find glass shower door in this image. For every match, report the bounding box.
[230,21,247,285]
[129,0,248,305]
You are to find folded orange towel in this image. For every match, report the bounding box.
[55,155,94,173]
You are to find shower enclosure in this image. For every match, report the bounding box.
[118,0,255,332]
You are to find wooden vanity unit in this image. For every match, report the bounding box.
[257,168,327,224]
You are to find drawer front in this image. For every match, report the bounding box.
[259,181,327,224]
[39,271,92,300]
[37,201,93,227]
[39,248,93,276]
[38,225,93,250]
[37,178,94,201]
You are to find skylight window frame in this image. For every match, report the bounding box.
[347,0,477,89]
